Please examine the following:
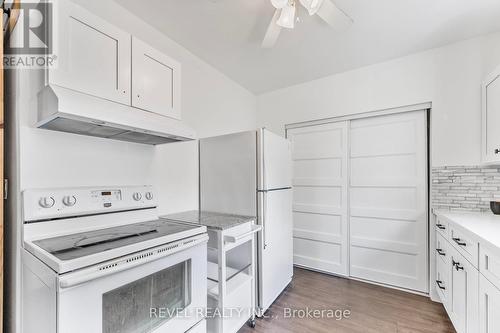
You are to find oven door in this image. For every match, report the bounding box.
[57,241,207,333]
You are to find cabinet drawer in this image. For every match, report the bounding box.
[480,243,500,290]
[450,224,479,268]
[436,233,451,308]
[207,222,255,249]
[436,233,451,265]
[435,215,449,239]
[479,274,500,333]
[436,258,450,308]
[222,222,254,243]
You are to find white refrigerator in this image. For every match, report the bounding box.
[199,128,293,315]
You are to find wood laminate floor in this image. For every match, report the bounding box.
[239,268,456,333]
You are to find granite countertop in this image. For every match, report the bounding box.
[161,210,256,230]
[434,210,500,251]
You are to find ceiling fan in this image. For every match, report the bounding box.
[262,0,353,48]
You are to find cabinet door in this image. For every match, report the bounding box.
[482,69,500,163]
[479,275,500,333]
[131,37,181,119]
[449,249,479,333]
[50,1,131,104]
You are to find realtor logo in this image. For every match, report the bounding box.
[4,1,56,68]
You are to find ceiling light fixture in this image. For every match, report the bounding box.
[262,0,353,48]
[276,1,296,29]
[271,0,288,9]
[299,0,324,15]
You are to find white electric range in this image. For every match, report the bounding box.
[21,185,208,333]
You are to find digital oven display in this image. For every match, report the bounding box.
[91,189,122,202]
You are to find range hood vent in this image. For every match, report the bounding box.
[37,85,196,145]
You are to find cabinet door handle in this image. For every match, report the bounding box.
[436,224,446,230]
[436,280,446,290]
[495,148,500,154]
[436,249,446,256]
[452,237,467,246]
[452,260,464,271]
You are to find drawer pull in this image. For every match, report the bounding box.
[436,249,446,256]
[452,237,467,246]
[436,280,446,290]
[452,260,464,271]
[436,224,446,230]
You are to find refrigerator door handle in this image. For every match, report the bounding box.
[257,187,292,192]
[262,191,267,249]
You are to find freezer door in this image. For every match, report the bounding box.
[257,188,293,314]
[258,129,292,191]
[199,131,257,216]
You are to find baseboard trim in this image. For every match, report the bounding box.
[293,264,430,298]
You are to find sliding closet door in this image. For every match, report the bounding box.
[288,122,349,276]
[349,110,427,292]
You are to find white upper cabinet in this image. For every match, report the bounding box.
[50,1,131,105]
[132,37,182,120]
[48,2,183,120]
[482,67,500,164]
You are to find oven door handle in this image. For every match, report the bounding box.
[60,269,125,289]
[58,234,208,289]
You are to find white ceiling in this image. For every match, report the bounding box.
[117,0,500,94]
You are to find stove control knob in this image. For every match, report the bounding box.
[62,195,77,207]
[132,192,142,201]
[145,192,153,200]
[39,196,55,208]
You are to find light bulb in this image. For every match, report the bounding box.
[276,2,296,29]
[271,0,288,9]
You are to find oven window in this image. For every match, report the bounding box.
[102,260,192,333]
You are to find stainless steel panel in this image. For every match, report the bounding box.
[112,130,178,145]
[40,117,124,138]
[40,117,179,145]
[199,131,257,216]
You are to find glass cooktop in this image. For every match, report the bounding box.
[33,219,199,261]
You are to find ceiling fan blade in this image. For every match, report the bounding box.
[262,10,282,48]
[316,0,353,30]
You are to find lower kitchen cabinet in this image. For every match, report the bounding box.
[448,246,479,333]
[433,212,500,333]
[479,274,500,333]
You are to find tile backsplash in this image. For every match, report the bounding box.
[432,166,500,212]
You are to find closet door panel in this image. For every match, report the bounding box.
[288,122,349,276]
[349,110,428,292]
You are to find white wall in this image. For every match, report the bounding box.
[18,0,257,213]
[257,31,500,167]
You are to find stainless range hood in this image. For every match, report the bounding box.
[37,85,196,145]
